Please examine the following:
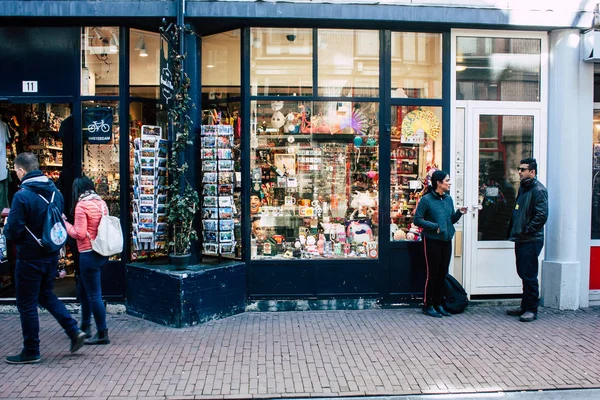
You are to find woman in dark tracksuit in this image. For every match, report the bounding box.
[414,170,467,318]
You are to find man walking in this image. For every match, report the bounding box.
[4,153,86,364]
[506,157,548,322]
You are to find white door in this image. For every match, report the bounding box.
[462,103,542,295]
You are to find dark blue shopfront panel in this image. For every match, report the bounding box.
[0,27,78,97]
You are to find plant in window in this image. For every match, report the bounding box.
[161,21,199,263]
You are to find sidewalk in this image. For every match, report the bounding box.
[0,306,599,400]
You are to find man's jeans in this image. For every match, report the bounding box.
[78,251,108,332]
[15,257,78,357]
[514,241,544,313]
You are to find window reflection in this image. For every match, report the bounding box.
[456,37,541,102]
[130,29,161,99]
[391,32,442,99]
[250,28,313,96]
[318,29,379,97]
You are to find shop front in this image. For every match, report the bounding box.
[0,1,596,311]
[0,25,168,302]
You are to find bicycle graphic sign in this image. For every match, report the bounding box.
[83,107,113,144]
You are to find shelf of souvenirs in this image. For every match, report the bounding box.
[28,145,63,151]
[40,162,62,168]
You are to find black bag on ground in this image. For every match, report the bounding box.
[442,274,468,314]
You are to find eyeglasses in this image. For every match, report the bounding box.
[517,167,529,172]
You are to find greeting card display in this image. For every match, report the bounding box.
[131,125,168,252]
[201,125,236,256]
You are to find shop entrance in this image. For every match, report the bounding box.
[0,101,77,299]
[459,102,543,296]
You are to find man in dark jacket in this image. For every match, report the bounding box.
[3,153,86,364]
[506,158,548,322]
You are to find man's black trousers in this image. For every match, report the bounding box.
[514,241,543,313]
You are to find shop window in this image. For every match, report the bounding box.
[592,110,600,239]
[249,100,379,259]
[0,103,77,298]
[201,31,242,259]
[390,106,442,240]
[130,29,161,99]
[81,101,121,259]
[128,101,169,260]
[456,37,541,102]
[250,28,313,96]
[391,32,442,99]
[81,27,120,96]
[318,29,379,97]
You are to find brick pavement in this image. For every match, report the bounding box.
[0,306,599,400]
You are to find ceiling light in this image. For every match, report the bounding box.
[109,33,119,54]
[134,35,144,51]
[456,65,467,72]
[206,50,216,68]
[139,38,148,57]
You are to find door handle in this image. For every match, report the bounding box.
[471,204,482,211]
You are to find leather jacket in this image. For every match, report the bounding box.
[507,177,548,242]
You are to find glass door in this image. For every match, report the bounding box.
[464,105,541,295]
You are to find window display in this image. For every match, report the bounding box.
[390,106,442,241]
[250,100,379,260]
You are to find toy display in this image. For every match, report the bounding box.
[249,100,380,259]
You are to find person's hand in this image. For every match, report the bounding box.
[437,227,440,234]
[61,213,67,221]
[459,207,468,214]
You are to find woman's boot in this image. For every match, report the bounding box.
[80,324,92,339]
[84,330,110,345]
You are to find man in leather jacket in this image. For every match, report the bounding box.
[506,158,548,322]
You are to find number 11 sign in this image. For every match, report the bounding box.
[22,81,38,93]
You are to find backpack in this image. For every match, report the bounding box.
[25,191,68,253]
[87,201,123,256]
[442,274,469,314]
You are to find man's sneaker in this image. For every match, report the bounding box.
[5,353,41,364]
[519,311,537,322]
[70,330,87,353]
[506,307,524,316]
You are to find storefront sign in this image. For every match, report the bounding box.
[160,48,173,106]
[83,107,113,144]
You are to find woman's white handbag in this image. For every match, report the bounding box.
[87,201,123,256]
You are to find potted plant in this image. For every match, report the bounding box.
[163,22,200,269]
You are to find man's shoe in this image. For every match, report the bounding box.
[85,330,110,345]
[519,311,537,322]
[434,305,452,317]
[422,306,443,318]
[506,307,524,316]
[70,330,86,353]
[5,353,41,364]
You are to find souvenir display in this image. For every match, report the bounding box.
[250,100,380,260]
[201,124,239,257]
[131,125,169,254]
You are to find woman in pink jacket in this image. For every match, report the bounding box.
[63,177,110,345]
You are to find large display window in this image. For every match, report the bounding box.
[249,100,379,260]
[390,106,442,241]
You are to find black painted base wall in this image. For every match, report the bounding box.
[126,261,246,328]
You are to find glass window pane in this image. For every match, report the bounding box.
[250,28,312,96]
[250,100,379,259]
[130,29,161,99]
[81,100,121,259]
[391,32,442,99]
[456,37,541,102]
[81,27,120,96]
[318,29,379,97]
[203,30,241,95]
[592,110,600,239]
[390,106,442,240]
[478,115,532,241]
[128,102,169,260]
